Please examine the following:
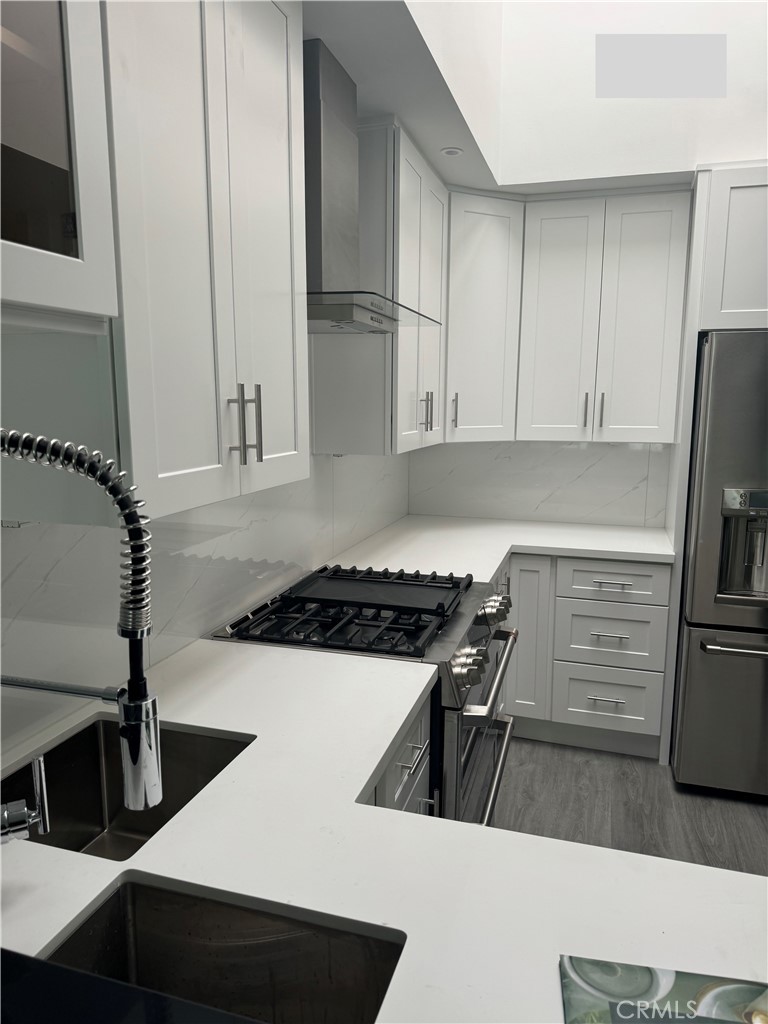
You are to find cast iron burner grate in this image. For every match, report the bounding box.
[227,565,473,657]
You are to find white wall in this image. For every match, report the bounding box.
[407,1,767,189]
[409,441,669,527]
[500,2,767,186]
[0,454,409,700]
[405,1,504,179]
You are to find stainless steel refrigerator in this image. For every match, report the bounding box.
[673,330,768,795]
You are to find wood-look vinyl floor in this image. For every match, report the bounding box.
[492,739,768,875]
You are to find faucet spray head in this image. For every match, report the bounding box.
[118,692,162,810]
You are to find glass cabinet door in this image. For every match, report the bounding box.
[0,1,117,316]
[1,1,78,258]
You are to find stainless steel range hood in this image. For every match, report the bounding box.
[303,39,439,336]
[307,291,438,335]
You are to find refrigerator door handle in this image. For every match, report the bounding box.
[700,639,768,659]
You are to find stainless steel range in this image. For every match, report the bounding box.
[209,565,518,824]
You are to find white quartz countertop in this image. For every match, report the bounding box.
[333,516,675,581]
[2,639,764,1024]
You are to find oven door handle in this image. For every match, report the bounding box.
[479,713,515,826]
[700,639,768,659]
[463,628,519,722]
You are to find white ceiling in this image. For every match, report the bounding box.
[301,0,499,190]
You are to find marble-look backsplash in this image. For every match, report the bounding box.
[1,454,409,690]
[409,442,670,527]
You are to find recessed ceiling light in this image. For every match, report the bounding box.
[440,147,463,157]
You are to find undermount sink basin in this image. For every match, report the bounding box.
[1,719,254,861]
[47,879,405,1024]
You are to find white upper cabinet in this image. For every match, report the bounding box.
[1,2,117,316]
[700,164,768,330]
[445,193,523,442]
[517,199,605,441]
[105,1,239,519]
[594,193,690,442]
[312,121,447,456]
[392,129,448,453]
[517,192,690,444]
[105,0,308,520]
[224,0,309,494]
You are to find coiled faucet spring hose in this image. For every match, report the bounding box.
[1,429,151,702]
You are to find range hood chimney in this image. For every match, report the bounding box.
[303,39,359,294]
[303,39,439,336]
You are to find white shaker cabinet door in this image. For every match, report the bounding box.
[225,0,309,493]
[700,165,768,330]
[502,554,553,720]
[392,131,423,454]
[105,1,240,519]
[445,193,523,442]
[418,164,448,447]
[517,199,605,440]
[392,129,448,453]
[594,192,690,443]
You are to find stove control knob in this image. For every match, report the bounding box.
[451,655,482,688]
[474,602,497,625]
[465,645,489,665]
[475,596,510,624]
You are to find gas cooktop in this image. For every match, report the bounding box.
[210,565,474,658]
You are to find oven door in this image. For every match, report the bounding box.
[441,628,518,824]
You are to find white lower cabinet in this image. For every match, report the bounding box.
[551,662,663,735]
[500,555,669,743]
[553,598,668,673]
[502,555,553,720]
[374,695,431,812]
[401,755,432,815]
[555,558,671,606]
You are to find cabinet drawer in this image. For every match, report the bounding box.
[402,756,431,815]
[556,559,670,605]
[377,698,430,811]
[554,598,668,671]
[552,662,663,735]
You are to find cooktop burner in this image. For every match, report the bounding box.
[218,565,473,658]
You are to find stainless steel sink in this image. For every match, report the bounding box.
[1,720,254,861]
[47,879,405,1024]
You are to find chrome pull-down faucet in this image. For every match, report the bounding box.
[0,429,162,836]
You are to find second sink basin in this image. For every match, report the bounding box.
[1,719,254,860]
[47,878,405,1023]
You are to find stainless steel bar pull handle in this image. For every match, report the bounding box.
[229,382,248,465]
[253,383,264,463]
[587,694,627,705]
[583,392,589,428]
[453,392,459,428]
[229,384,263,465]
[421,391,434,423]
[700,640,768,659]
[599,392,605,428]
[590,631,630,641]
[427,391,435,432]
[592,579,634,587]
[397,739,430,776]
